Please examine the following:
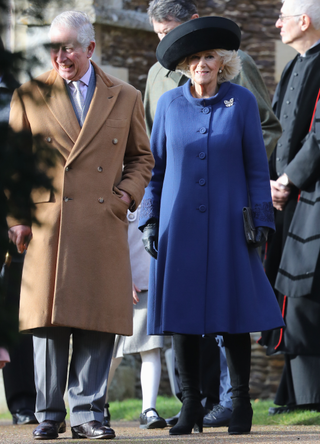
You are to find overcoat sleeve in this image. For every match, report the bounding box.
[6,88,33,228]
[234,51,282,159]
[241,91,275,230]
[139,95,167,227]
[116,90,155,211]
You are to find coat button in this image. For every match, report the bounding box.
[98,198,104,203]
[97,166,103,172]
[199,178,206,186]
[65,166,69,172]
[199,152,206,159]
[290,87,294,91]
[46,137,52,142]
[199,127,207,134]
[127,212,135,221]
[64,197,69,202]
[199,205,207,212]
[202,107,210,114]
[112,139,118,145]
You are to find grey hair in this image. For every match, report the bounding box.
[176,49,242,84]
[282,0,320,29]
[147,0,198,24]
[50,11,95,49]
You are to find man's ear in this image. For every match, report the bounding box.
[300,13,311,32]
[190,14,199,20]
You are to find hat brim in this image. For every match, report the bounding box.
[156,16,241,71]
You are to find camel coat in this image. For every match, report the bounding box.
[8,62,154,334]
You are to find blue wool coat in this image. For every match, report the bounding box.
[139,80,284,335]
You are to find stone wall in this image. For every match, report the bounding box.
[99,0,282,98]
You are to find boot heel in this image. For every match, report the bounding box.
[194,420,203,433]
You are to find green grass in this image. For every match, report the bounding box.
[1,397,320,425]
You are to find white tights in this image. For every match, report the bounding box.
[106,348,162,416]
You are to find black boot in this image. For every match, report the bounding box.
[224,333,253,435]
[169,334,204,435]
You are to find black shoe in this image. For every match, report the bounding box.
[13,409,38,425]
[267,404,320,416]
[165,410,180,426]
[71,420,115,439]
[140,408,167,429]
[33,420,66,440]
[268,406,296,415]
[203,404,232,428]
[102,403,111,427]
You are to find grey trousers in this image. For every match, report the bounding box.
[33,327,115,427]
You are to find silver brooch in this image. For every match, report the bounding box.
[224,98,234,107]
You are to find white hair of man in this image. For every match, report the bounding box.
[177,49,242,84]
[283,0,320,30]
[50,11,95,49]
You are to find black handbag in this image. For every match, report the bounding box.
[242,206,256,244]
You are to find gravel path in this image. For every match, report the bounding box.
[0,420,320,443]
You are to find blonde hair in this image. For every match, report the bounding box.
[176,49,242,84]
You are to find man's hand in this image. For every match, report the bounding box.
[133,283,140,305]
[270,179,291,211]
[8,225,32,254]
[119,190,131,205]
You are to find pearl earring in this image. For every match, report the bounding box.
[219,69,223,73]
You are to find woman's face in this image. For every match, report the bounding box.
[188,50,223,89]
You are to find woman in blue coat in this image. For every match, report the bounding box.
[139,17,284,436]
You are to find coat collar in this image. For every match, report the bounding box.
[36,61,123,163]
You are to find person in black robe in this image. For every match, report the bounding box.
[260,0,320,414]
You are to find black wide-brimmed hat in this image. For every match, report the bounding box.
[156,16,241,71]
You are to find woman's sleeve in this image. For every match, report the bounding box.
[242,91,275,231]
[139,95,167,228]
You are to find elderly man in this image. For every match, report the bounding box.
[143,0,282,429]
[8,10,153,440]
[260,0,320,415]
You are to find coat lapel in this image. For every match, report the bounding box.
[66,63,122,166]
[37,70,81,149]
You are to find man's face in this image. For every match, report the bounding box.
[275,1,303,47]
[50,26,95,81]
[152,19,182,40]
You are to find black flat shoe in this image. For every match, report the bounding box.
[71,420,115,439]
[33,420,66,440]
[268,405,297,415]
[165,410,180,426]
[13,409,38,425]
[140,408,167,429]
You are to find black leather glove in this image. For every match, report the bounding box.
[254,226,269,248]
[142,221,158,259]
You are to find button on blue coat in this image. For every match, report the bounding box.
[139,80,284,335]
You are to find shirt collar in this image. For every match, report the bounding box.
[66,61,92,85]
[301,39,320,57]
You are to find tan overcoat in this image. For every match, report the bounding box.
[8,61,154,334]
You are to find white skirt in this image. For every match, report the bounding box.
[113,290,164,357]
